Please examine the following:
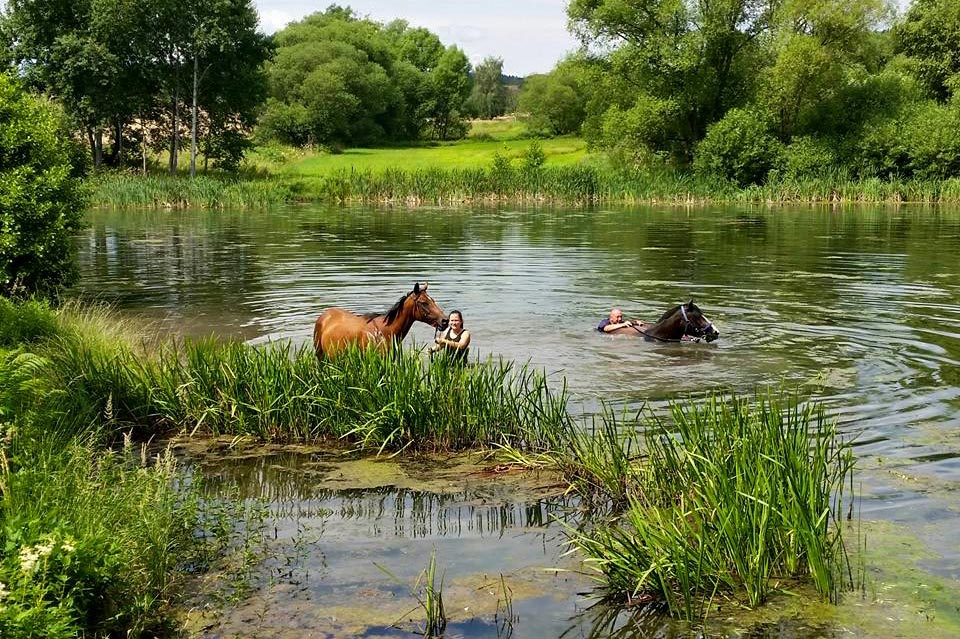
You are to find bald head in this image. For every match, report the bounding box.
[609,308,623,322]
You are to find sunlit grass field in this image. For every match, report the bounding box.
[276,136,589,176]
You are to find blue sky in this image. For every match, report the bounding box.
[253,1,581,77]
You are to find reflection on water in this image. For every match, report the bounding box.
[77,205,960,636]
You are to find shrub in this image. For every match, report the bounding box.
[0,73,86,299]
[694,108,785,186]
[782,136,839,179]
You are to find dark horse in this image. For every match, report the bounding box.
[313,282,448,359]
[606,301,720,342]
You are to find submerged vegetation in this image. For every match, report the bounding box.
[0,298,861,634]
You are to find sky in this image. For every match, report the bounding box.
[252,0,582,77]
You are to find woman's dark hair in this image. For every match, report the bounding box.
[449,309,464,326]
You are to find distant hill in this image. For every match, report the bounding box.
[503,74,524,87]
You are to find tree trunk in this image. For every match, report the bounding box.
[191,55,198,178]
[87,128,96,168]
[140,113,149,175]
[94,128,103,169]
[170,71,180,175]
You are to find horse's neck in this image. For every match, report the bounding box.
[376,299,417,341]
[647,314,683,340]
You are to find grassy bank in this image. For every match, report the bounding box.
[0,299,260,638]
[89,157,960,210]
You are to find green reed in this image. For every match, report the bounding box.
[90,173,297,209]
[569,394,856,619]
[33,304,573,451]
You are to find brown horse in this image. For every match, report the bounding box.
[313,282,449,359]
[604,300,720,342]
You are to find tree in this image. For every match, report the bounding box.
[2,0,269,173]
[426,46,471,139]
[262,8,469,146]
[2,0,157,168]
[517,58,592,135]
[568,0,770,161]
[0,73,86,298]
[897,0,960,102]
[466,56,507,119]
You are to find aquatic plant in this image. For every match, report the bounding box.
[33,304,573,452]
[568,394,856,619]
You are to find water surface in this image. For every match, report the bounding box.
[76,204,960,637]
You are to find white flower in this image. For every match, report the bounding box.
[61,538,75,553]
[0,581,8,600]
[19,546,39,573]
[36,541,54,557]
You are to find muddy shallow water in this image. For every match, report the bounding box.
[75,205,960,637]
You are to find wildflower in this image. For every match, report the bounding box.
[61,537,76,553]
[0,581,8,600]
[19,546,39,573]
[36,541,54,557]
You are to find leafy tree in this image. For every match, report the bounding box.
[896,0,960,102]
[568,0,893,163]
[518,58,592,135]
[569,0,769,161]
[466,56,507,119]
[0,74,86,298]
[2,0,269,173]
[426,46,472,139]
[262,8,467,146]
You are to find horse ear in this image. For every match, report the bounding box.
[413,282,421,295]
[688,299,695,307]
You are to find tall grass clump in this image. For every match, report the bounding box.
[144,340,573,451]
[91,173,297,209]
[24,303,573,451]
[570,394,856,619]
[0,300,267,638]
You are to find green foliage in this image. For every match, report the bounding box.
[568,395,856,618]
[521,141,546,172]
[465,56,507,119]
[263,7,471,146]
[896,0,960,102]
[517,59,591,136]
[0,298,58,346]
[0,74,86,298]
[781,137,839,180]
[2,0,269,171]
[694,109,785,186]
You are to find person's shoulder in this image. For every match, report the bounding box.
[597,318,611,331]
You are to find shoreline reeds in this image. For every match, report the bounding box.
[557,395,856,619]
[88,167,960,210]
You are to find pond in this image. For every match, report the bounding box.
[75,204,960,637]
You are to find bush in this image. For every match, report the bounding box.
[0,74,86,299]
[694,108,785,186]
[781,136,839,179]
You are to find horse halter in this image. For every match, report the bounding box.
[680,304,716,341]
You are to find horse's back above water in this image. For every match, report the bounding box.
[313,282,448,359]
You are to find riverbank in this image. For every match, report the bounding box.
[88,162,960,210]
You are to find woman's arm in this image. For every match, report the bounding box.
[438,330,471,349]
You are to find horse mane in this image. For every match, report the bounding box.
[364,292,410,323]
[656,304,682,324]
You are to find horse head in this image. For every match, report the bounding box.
[681,300,719,342]
[411,282,448,330]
